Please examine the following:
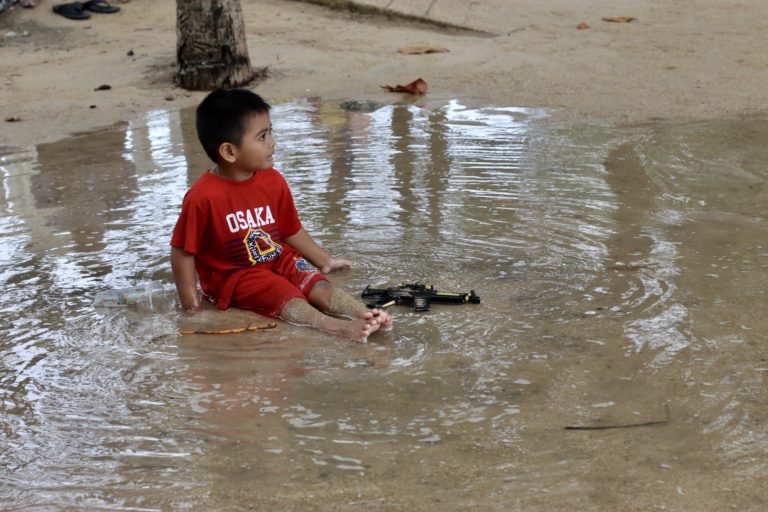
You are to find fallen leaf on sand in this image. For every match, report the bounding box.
[577,22,589,30]
[398,45,449,55]
[381,78,428,95]
[602,16,636,23]
[5,116,21,122]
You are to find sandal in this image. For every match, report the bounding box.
[83,0,120,13]
[52,2,91,20]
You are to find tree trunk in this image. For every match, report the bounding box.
[176,0,255,91]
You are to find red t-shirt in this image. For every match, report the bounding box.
[171,168,303,307]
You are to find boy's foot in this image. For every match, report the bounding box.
[365,307,393,331]
[280,298,382,342]
[340,318,380,342]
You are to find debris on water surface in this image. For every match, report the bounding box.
[339,100,384,112]
[398,45,449,55]
[602,16,636,23]
[381,78,428,95]
[565,405,670,430]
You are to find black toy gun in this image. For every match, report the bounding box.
[361,283,481,312]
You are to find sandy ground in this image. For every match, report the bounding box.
[1,0,768,147]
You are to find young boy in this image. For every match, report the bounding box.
[171,89,391,341]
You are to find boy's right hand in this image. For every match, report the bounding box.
[182,304,203,315]
[171,247,202,314]
[180,294,203,314]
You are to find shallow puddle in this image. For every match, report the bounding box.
[1,101,767,510]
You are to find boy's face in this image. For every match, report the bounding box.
[233,112,274,171]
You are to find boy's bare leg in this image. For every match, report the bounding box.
[279,298,379,342]
[308,281,393,330]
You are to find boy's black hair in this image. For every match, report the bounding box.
[196,88,271,162]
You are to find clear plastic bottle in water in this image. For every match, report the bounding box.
[93,281,175,310]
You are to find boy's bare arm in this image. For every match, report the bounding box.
[285,228,352,273]
[171,247,202,312]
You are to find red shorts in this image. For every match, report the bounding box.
[225,248,327,318]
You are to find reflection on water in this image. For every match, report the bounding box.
[1,101,767,510]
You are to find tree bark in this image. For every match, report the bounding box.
[176,0,256,91]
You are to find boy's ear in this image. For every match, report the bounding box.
[217,142,238,163]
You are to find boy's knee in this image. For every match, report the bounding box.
[308,280,333,309]
[312,280,332,293]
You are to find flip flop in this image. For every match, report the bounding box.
[83,0,120,13]
[52,2,91,20]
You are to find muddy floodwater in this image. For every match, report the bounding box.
[1,101,767,511]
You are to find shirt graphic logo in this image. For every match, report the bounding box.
[244,228,282,265]
[294,257,318,273]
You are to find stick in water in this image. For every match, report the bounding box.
[565,405,670,430]
[178,322,277,335]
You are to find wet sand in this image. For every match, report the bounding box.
[2,100,767,512]
[2,0,768,147]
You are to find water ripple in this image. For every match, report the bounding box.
[1,105,768,508]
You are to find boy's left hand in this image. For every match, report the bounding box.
[321,257,352,274]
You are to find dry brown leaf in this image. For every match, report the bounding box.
[398,45,449,55]
[577,22,590,30]
[381,78,428,95]
[602,16,636,23]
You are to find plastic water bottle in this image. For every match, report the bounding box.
[93,281,175,310]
